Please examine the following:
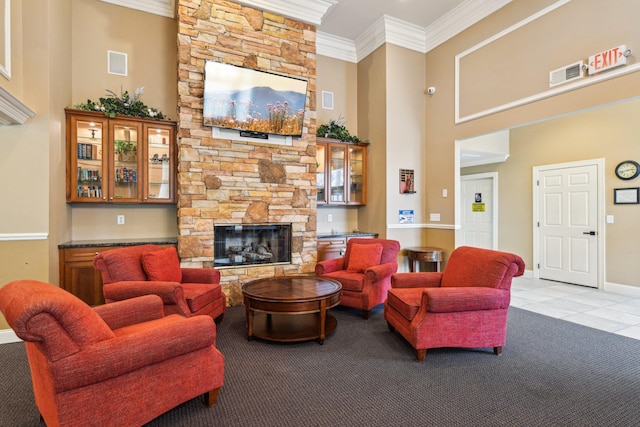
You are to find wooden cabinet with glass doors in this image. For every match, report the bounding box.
[316,137,367,205]
[65,109,176,204]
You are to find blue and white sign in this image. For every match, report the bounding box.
[399,210,414,224]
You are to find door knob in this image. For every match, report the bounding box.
[582,231,596,235]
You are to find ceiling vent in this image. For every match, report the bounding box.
[549,61,584,87]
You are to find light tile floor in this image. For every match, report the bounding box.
[511,276,640,340]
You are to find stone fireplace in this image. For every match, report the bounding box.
[176,0,317,305]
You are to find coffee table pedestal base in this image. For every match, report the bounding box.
[249,312,337,344]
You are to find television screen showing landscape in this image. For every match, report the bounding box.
[203,61,308,137]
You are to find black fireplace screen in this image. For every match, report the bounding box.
[213,224,291,268]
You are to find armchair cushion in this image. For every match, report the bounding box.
[182,283,223,312]
[347,243,383,273]
[322,270,365,292]
[142,247,183,282]
[386,288,422,321]
[99,247,150,282]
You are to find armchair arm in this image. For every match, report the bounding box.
[103,281,184,305]
[392,272,443,288]
[181,267,221,284]
[315,257,346,275]
[422,287,510,313]
[93,295,164,330]
[364,262,398,283]
[103,281,193,317]
[51,315,218,392]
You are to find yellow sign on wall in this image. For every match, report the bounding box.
[472,203,486,212]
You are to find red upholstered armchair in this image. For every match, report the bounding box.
[385,246,525,361]
[93,244,226,323]
[0,280,224,427]
[316,238,401,319]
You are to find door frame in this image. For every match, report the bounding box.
[457,172,499,249]
[532,158,605,288]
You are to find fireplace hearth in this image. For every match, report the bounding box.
[214,224,291,268]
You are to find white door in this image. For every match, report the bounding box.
[460,173,497,249]
[536,164,599,287]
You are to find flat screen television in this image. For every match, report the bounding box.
[203,61,308,137]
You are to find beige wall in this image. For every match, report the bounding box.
[463,98,640,286]
[357,45,387,237]
[0,0,72,330]
[424,0,640,269]
[316,54,359,234]
[384,45,426,238]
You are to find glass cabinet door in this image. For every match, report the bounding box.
[316,143,327,203]
[348,146,365,204]
[111,122,141,202]
[145,124,174,202]
[72,118,106,202]
[329,145,346,203]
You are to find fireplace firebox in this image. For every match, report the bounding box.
[214,224,291,268]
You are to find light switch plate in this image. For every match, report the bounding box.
[430,213,441,222]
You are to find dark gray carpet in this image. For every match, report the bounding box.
[1,305,639,427]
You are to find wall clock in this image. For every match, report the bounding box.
[615,160,640,180]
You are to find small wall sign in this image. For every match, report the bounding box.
[472,203,486,212]
[399,210,414,224]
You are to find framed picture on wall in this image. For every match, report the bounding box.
[613,187,639,204]
[0,0,10,80]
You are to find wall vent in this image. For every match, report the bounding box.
[549,61,584,87]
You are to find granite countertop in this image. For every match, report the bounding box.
[317,231,378,239]
[58,237,178,249]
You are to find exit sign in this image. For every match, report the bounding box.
[588,45,627,75]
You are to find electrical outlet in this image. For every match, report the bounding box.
[430,213,441,222]
[117,215,125,225]
[327,214,333,222]
[442,189,448,197]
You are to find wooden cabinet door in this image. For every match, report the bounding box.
[143,123,176,203]
[59,246,109,306]
[316,142,328,204]
[63,261,104,306]
[347,145,366,205]
[66,113,109,202]
[317,237,346,261]
[109,120,143,202]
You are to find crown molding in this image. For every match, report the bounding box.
[321,0,512,61]
[424,0,512,52]
[0,87,36,125]
[236,0,338,25]
[99,0,175,18]
[317,32,357,63]
[355,15,426,61]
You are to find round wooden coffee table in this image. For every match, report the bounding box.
[242,276,342,344]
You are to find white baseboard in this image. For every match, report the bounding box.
[605,282,640,297]
[0,329,21,344]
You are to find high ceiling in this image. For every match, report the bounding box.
[317,0,467,41]
[105,0,511,61]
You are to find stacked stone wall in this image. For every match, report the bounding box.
[177,0,317,305]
